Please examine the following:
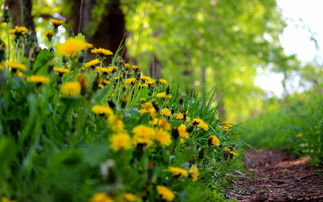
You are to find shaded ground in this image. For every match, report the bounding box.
[226,149,323,201]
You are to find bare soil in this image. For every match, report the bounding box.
[226,149,323,201]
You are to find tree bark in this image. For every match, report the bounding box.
[69,0,127,59]
[7,0,36,36]
[149,54,162,79]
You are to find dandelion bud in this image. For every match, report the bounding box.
[152,102,159,112]
[107,99,116,109]
[166,85,170,94]
[171,128,179,140]
[179,97,184,105]
[92,74,100,92]
[77,73,87,95]
[121,95,127,108]
[198,148,205,160]
[186,124,194,133]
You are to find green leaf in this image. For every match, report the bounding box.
[32,49,53,74]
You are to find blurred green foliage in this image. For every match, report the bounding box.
[239,88,323,163]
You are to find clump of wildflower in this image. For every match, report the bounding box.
[192,118,209,131]
[91,48,113,56]
[27,75,50,84]
[56,38,88,57]
[5,61,27,71]
[132,125,155,147]
[84,59,100,68]
[168,166,188,177]
[54,67,70,75]
[60,82,81,96]
[91,105,113,116]
[155,129,172,146]
[160,108,171,117]
[110,132,132,151]
[208,136,220,146]
[178,124,189,139]
[189,165,199,181]
[16,72,24,78]
[156,92,172,99]
[156,186,175,201]
[91,192,113,202]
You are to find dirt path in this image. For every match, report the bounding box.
[226,149,323,201]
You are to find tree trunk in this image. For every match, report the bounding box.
[7,0,36,36]
[70,0,127,60]
[149,54,162,79]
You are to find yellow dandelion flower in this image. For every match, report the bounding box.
[192,118,209,131]
[159,79,167,84]
[137,82,148,87]
[156,92,172,99]
[155,129,172,146]
[27,75,50,84]
[10,26,28,35]
[60,82,81,96]
[16,72,24,78]
[178,124,189,139]
[139,102,156,117]
[1,197,16,202]
[208,136,220,146]
[53,67,70,74]
[56,38,88,57]
[50,19,64,27]
[230,150,238,156]
[131,65,140,70]
[86,43,94,49]
[0,64,3,71]
[125,78,136,85]
[85,59,100,68]
[175,113,184,120]
[45,30,54,37]
[132,125,155,148]
[95,66,118,73]
[139,97,146,101]
[102,80,111,85]
[122,193,140,202]
[160,108,171,117]
[124,63,131,68]
[156,186,174,201]
[296,133,303,137]
[168,166,188,177]
[91,48,113,56]
[189,165,199,181]
[5,61,27,71]
[91,105,113,116]
[91,192,113,202]
[110,132,132,151]
[108,114,126,132]
[222,121,233,132]
[223,148,238,156]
